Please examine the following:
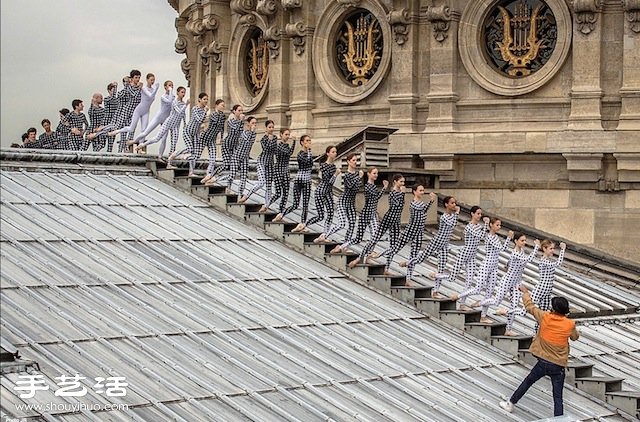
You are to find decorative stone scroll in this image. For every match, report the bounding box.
[425,5,456,43]
[336,0,361,9]
[231,0,257,15]
[180,58,192,84]
[174,36,188,54]
[200,41,223,73]
[239,13,258,26]
[285,22,306,54]
[256,0,278,15]
[264,26,282,58]
[281,0,302,10]
[624,0,640,33]
[387,8,410,45]
[573,0,602,35]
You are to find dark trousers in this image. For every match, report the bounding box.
[511,357,565,416]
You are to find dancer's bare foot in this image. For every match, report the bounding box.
[342,247,352,254]
[166,164,176,170]
[364,256,377,264]
[329,245,342,254]
[495,308,508,316]
[369,252,381,259]
[479,317,493,324]
[450,294,459,301]
[347,257,360,268]
[272,213,283,222]
[504,330,517,337]
[399,261,408,268]
[258,205,267,213]
[87,133,97,140]
[107,130,117,137]
[470,300,481,308]
[126,139,137,146]
[459,304,472,311]
[405,279,418,287]
[200,175,211,184]
[383,270,393,276]
[187,172,194,178]
[291,223,305,233]
[313,234,326,244]
[238,196,248,204]
[431,291,443,299]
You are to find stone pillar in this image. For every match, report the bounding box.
[618,0,640,130]
[287,1,315,134]
[386,5,419,132]
[261,2,288,128]
[568,0,604,130]
[423,3,460,133]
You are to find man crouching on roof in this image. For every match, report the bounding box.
[499,284,579,417]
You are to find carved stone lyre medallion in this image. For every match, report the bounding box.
[246,29,269,95]
[336,10,383,86]
[484,0,557,78]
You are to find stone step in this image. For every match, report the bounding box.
[303,241,339,259]
[465,321,507,343]
[605,391,640,419]
[157,168,177,182]
[438,309,481,330]
[246,210,278,227]
[414,297,457,317]
[346,263,386,282]
[324,250,359,269]
[173,174,203,190]
[565,359,594,384]
[575,376,624,401]
[209,192,238,208]
[390,286,433,304]
[226,202,262,219]
[366,275,406,292]
[191,184,226,199]
[517,349,538,366]
[491,335,533,356]
[283,231,308,249]
[264,221,299,239]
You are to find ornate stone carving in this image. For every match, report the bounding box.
[281,0,302,10]
[231,0,257,15]
[256,0,278,15]
[285,21,306,54]
[425,5,455,43]
[573,0,602,35]
[387,8,410,45]
[180,58,192,85]
[174,36,188,54]
[264,26,282,58]
[239,14,258,27]
[623,0,640,33]
[200,41,223,72]
[201,14,220,32]
[336,0,361,9]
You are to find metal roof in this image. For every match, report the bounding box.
[0,165,628,421]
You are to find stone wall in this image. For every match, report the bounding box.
[169,0,640,262]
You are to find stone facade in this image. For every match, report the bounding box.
[168,0,640,262]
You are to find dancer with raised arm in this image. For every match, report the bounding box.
[438,207,488,296]
[111,73,159,144]
[385,185,436,283]
[530,239,567,332]
[132,80,174,147]
[500,284,579,417]
[480,233,540,335]
[454,218,513,314]
[211,104,244,178]
[222,116,258,197]
[324,154,363,250]
[241,119,277,211]
[274,135,314,228]
[138,87,187,160]
[66,99,89,151]
[337,167,387,253]
[268,128,295,214]
[305,146,339,241]
[115,70,142,152]
[199,99,225,185]
[348,174,405,268]
[167,92,208,173]
[401,195,459,289]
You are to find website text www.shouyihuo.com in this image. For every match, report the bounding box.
[7,401,129,416]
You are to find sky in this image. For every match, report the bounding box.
[0,0,187,148]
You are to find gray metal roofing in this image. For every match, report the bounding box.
[0,168,630,421]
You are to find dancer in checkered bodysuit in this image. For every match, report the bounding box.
[111,73,159,144]
[385,186,436,282]
[199,99,226,185]
[268,129,295,214]
[210,105,245,178]
[403,196,460,288]
[304,146,339,238]
[530,240,566,332]
[55,108,71,150]
[216,116,257,194]
[113,70,142,152]
[275,135,314,227]
[348,174,406,268]
[38,119,59,149]
[87,93,107,151]
[325,154,363,250]
[241,120,277,210]
[102,82,119,152]
[138,87,188,159]
[339,168,388,252]
[445,207,489,292]
[167,92,208,174]
[480,233,540,335]
[66,99,89,151]
[133,81,175,146]
[455,218,513,315]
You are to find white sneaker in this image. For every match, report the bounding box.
[499,400,513,413]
